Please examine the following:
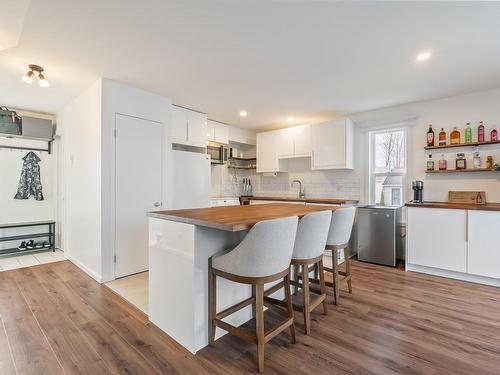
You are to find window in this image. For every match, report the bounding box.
[369,128,407,206]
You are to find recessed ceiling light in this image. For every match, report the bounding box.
[239,110,248,118]
[287,116,294,122]
[416,51,431,62]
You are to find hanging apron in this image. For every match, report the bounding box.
[14,151,44,201]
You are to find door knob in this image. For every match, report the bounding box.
[153,202,162,207]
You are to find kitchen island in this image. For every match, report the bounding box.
[147,203,338,354]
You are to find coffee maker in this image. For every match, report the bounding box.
[412,181,424,203]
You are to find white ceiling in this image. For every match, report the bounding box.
[1,1,500,129]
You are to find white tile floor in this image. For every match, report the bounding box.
[0,249,66,271]
[105,272,149,315]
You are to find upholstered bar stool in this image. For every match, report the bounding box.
[323,206,356,304]
[208,216,299,373]
[266,210,332,335]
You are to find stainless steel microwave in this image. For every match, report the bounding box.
[207,141,228,164]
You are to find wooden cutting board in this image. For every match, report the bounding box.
[448,191,486,205]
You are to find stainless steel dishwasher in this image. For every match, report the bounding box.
[356,205,403,267]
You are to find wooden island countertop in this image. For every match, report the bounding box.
[239,196,357,205]
[148,203,339,232]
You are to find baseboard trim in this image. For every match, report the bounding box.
[66,255,102,283]
[406,263,500,288]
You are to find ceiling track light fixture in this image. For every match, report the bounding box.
[22,64,50,87]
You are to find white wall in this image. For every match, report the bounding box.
[100,78,172,282]
[57,79,103,280]
[0,110,56,250]
[351,87,500,203]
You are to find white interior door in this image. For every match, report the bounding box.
[115,114,163,278]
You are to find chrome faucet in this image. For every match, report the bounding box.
[291,180,306,199]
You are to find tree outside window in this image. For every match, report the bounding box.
[370,129,407,206]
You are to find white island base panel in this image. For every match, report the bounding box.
[148,217,285,354]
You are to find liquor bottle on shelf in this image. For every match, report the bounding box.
[473,147,482,169]
[438,128,447,146]
[486,156,494,170]
[491,128,498,141]
[438,154,447,170]
[478,121,485,142]
[456,153,466,170]
[426,154,435,171]
[450,127,460,145]
[465,123,472,144]
[426,124,435,147]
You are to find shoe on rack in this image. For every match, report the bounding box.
[42,241,50,248]
[18,241,27,250]
[35,242,44,249]
[26,240,35,249]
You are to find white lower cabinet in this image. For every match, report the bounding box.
[407,207,500,285]
[407,207,467,273]
[467,210,500,279]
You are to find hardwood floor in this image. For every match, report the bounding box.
[1,260,500,374]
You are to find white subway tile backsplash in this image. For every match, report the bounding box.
[211,160,360,200]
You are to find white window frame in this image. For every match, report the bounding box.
[368,127,408,205]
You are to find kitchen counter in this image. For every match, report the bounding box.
[149,203,338,232]
[406,201,500,211]
[240,196,358,205]
[147,203,339,354]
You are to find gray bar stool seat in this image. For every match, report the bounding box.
[317,207,356,304]
[208,216,298,373]
[266,210,332,335]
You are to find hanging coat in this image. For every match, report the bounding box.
[14,151,44,201]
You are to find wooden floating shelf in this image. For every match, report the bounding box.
[424,140,500,150]
[227,166,256,170]
[426,168,499,174]
[229,157,256,161]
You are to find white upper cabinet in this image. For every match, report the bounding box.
[206,120,229,144]
[467,211,500,279]
[257,131,279,172]
[171,105,207,148]
[187,110,207,147]
[311,119,353,170]
[171,105,189,144]
[229,126,256,145]
[206,120,216,141]
[276,125,312,158]
[293,125,312,156]
[214,122,229,144]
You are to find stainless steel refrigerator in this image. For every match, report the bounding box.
[356,205,403,267]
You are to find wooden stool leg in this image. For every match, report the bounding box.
[293,264,300,294]
[343,247,352,294]
[332,248,339,305]
[301,264,311,335]
[318,259,328,315]
[208,265,216,346]
[256,283,265,373]
[251,284,256,319]
[283,273,296,344]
